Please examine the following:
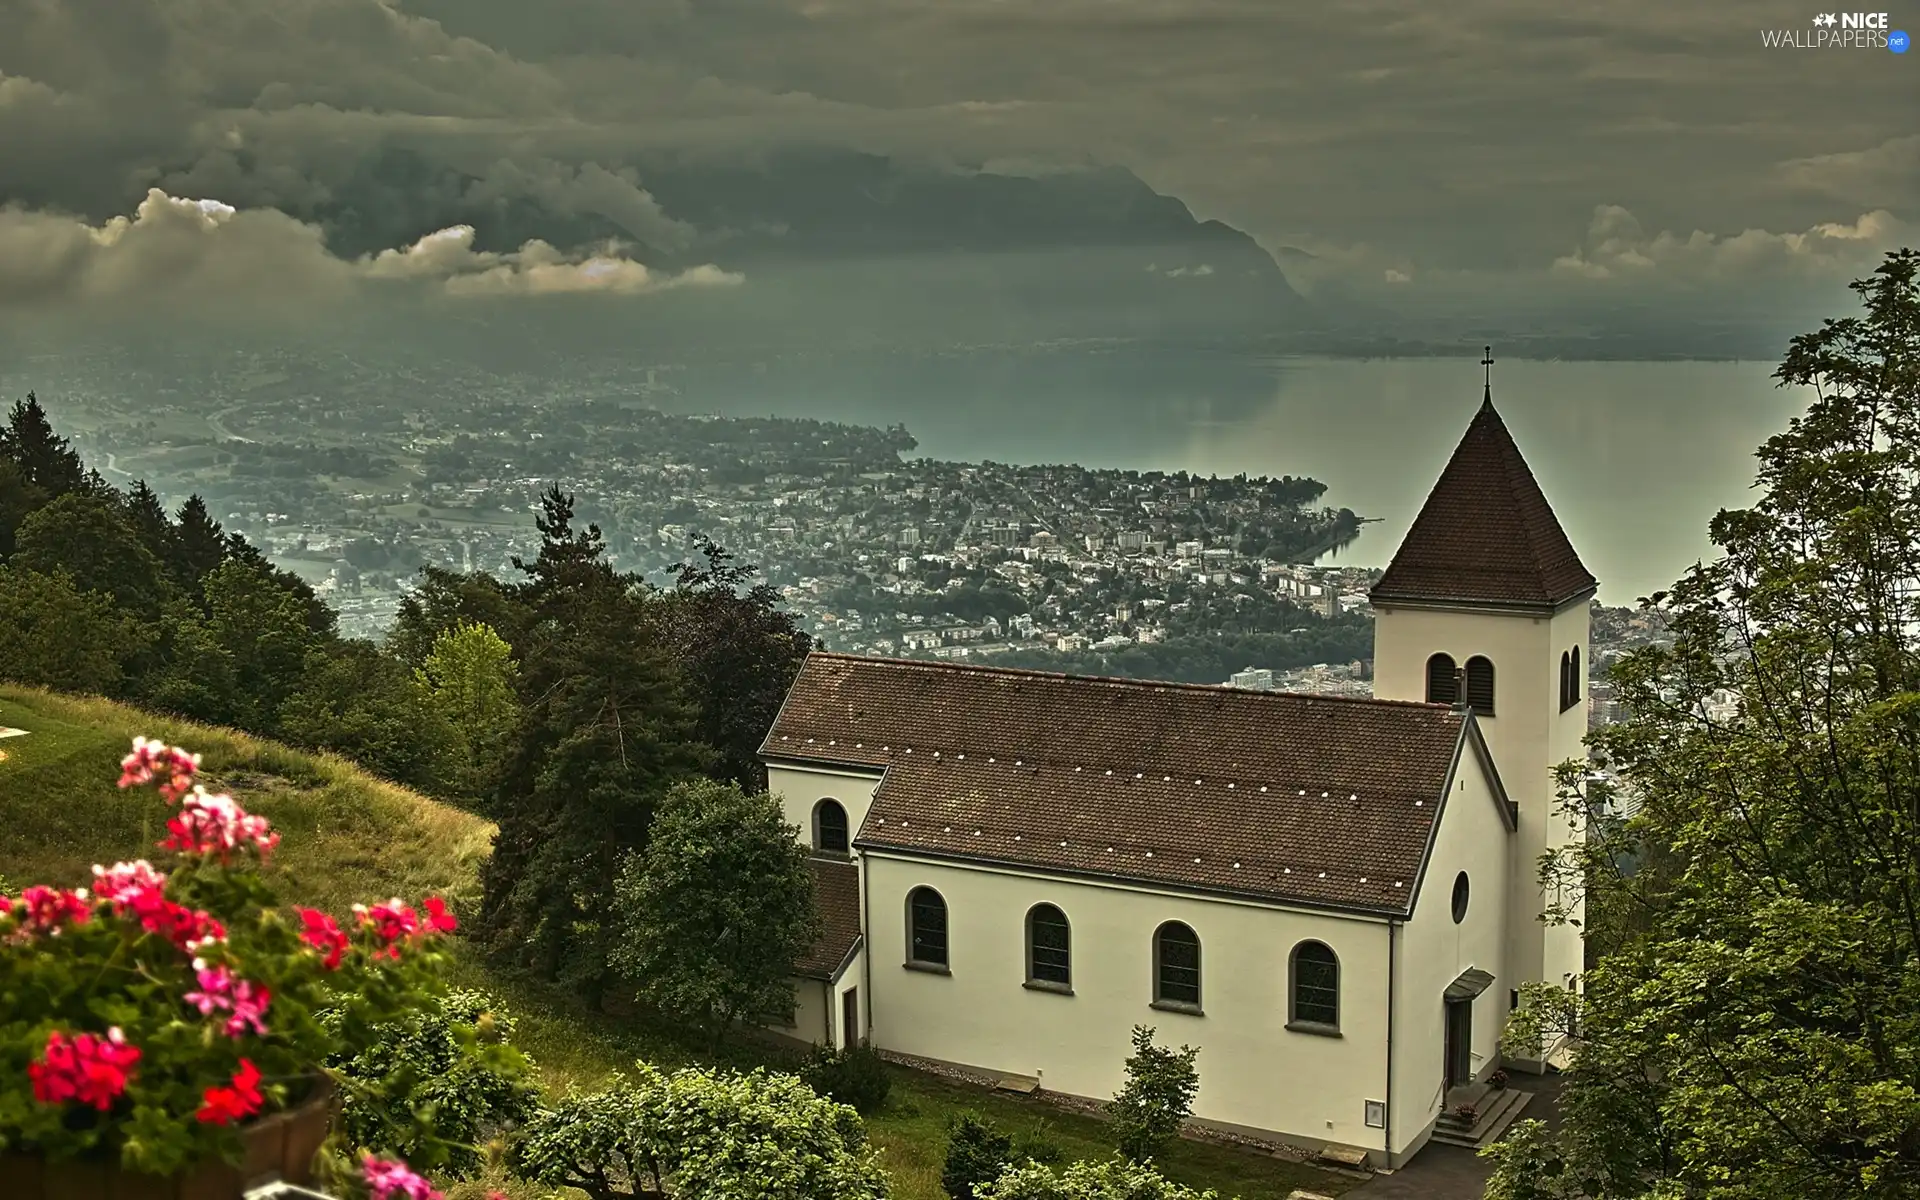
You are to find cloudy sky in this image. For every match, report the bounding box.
[0,0,1913,328]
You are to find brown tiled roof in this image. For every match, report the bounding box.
[761,654,1481,914]
[798,858,862,980]
[1371,395,1596,609]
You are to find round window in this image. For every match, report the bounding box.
[1451,872,1470,924]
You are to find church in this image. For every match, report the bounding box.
[758,382,1594,1169]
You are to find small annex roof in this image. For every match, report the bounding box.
[1371,395,1596,611]
[761,653,1506,916]
[796,858,862,981]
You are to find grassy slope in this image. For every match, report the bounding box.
[0,687,1351,1200]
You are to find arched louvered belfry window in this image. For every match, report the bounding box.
[1465,656,1495,715]
[1559,651,1573,710]
[814,800,849,853]
[1426,653,1459,705]
[1570,645,1582,707]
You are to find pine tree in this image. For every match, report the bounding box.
[172,495,227,587]
[512,485,618,603]
[0,393,86,496]
[123,480,175,565]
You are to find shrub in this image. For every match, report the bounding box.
[801,1043,893,1113]
[983,1156,1220,1200]
[943,1112,1015,1200]
[1109,1025,1200,1163]
[1014,1118,1064,1165]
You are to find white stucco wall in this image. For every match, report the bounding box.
[781,977,831,1045]
[862,854,1393,1151]
[768,762,884,851]
[832,946,867,1048]
[1388,734,1515,1157]
[1371,598,1590,999]
[1543,601,1591,997]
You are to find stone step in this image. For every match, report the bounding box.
[1431,1087,1533,1149]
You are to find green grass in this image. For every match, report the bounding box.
[0,686,1354,1199]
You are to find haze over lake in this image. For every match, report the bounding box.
[654,353,1812,605]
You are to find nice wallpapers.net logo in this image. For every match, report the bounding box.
[1760,11,1910,49]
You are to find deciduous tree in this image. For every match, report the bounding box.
[610,778,818,1046]
[1485,248,1920,1200]
[1108,1025,1199,1164]
[0,566,151,693]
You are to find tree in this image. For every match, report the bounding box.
[477,504,707,995]
[201,559,324,731]
[13,491,170,620]
[326,988,539,1179]
[1108,1026,1199,1164]
[943,1113,1015,1200]
[980,1157,1219,1200]
[122,480,175,567]
[278,641,461,792]
[0,393,85,497]
[0,567,151,693]
[171,495,227,590]
[415,621,522,801]
[510,1064,889,1200]
[0,459,44,561]
[135,600,243,724]
[610,778,818,1046]
[652,535,814,792]
[1485,248,1920,1200]
[386,565,530,670]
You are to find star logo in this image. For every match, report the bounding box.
[1813,12,1837,25]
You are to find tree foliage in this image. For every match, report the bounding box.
[1108,1025,1200,1164]
[980,1157,1220,1200]
[510,1064,890,1200]
[325,988,539,1178]
[414,620,522,799]
[0,566,151,693]
[1485,248,1920,1200]
[611,778,818,1043]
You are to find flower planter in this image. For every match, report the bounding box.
[1,1076,336,1200]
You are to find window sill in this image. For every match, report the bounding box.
[811,848,852,860]
[1023,979,1074,996]
[903,960,951,976]
[1150,999,1204,1017]
[1286,1020,1343,1038]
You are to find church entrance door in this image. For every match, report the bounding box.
[1444,997,1473,1090]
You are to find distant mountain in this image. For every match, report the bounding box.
[294,149,1305,348]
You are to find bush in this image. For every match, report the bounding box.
[983,1156,1220,1200]
[1109,1025,1200,1163]
[943,1112,1015,1200]
[802,1043,893,1113]
[1015,1119,1064,1165]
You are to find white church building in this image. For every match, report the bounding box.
[760,388,1594,1168]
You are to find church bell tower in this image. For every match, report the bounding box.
[1368,352,1595,1063]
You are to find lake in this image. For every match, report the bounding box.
[658,351,1813,605]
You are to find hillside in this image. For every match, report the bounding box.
[0,687,1353,1200]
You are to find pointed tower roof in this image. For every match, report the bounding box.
[1370,394,1596,610]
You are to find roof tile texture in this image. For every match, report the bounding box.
[1371,396,1596,608]
[763,654,1468,913]
[798,858,862,979]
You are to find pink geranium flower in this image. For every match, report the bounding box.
[362,1153,444,1200]
[183,961,272,1038]
[15,886,92,934]
[118,737,201,803]
[162,788,280,862]
[29,1029,141,1111]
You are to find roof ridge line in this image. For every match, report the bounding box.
[804,651,1451,710]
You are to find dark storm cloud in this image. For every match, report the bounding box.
[0,0,1909,320]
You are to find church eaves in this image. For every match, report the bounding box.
[1369,395,1597,610]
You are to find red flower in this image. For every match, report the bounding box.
[16,885,93,933]
[118,737,200,802]
[29,1029,141,1111]
[196,1059,264,1125]
[161,789,279,862]
[297,908,349,969]
[353,898,421,954]
[421,896,458,934]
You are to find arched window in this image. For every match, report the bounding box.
[1153,921,1202,1008]
[814,799,849,854]
[1465,656,1495,715]
[1570,645,1582,707]
[907,887,948,968]
[1026,904,1072,988]
[1559,651,1572,710]
[1451,871,1470,924]
[1289,941,1340,1031]
[1426,653,1458,705]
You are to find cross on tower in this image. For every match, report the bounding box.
[1481,346,1494,401]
